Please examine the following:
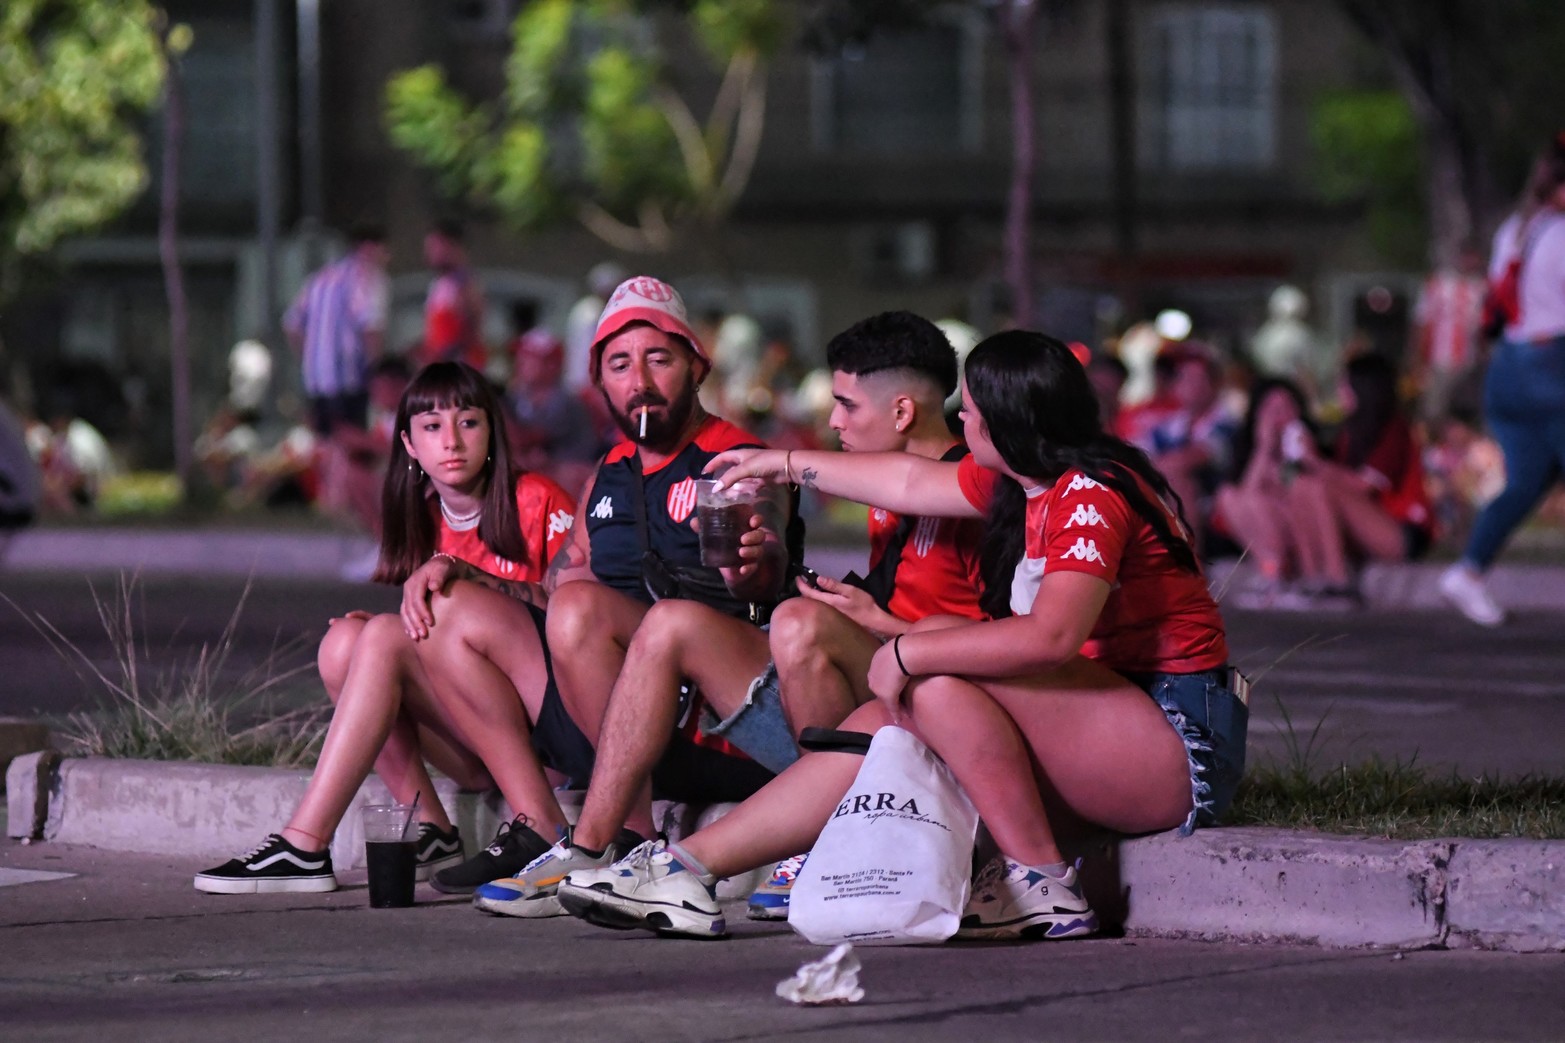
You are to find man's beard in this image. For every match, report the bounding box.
[607,381,699,452]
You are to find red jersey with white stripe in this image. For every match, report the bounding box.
[435,471,576,582]
[866,506,986,622]
[956,457,1226,673]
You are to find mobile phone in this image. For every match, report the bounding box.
[798,567,822,589]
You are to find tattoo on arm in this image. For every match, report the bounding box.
[445,559,545,607]
[799,466,818,489]
[544,540,589,594]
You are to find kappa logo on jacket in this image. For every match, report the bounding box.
[1064,474,1103,495]
[1059,537,1105,565]
[1064,503,1107,529]
[591,496,614,520]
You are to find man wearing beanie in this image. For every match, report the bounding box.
[455,276,800,917]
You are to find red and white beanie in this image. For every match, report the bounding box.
[590,276,712,383]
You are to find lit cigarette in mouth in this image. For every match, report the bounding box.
[639,405,648,439]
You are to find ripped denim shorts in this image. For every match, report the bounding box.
[1120,666,1249,836]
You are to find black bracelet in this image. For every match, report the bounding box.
[892,634,911,677]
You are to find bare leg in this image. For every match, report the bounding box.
[572,599,771,850]
[1286,474,1351,585]
[679,701,898,878]
[285,615,456,848]
[545,582,650,747]
[1216,485,1290,580]
[1317,469,1406,561]
[904,657,1188,866]
[767,597,879,734]
[412,581,567,837]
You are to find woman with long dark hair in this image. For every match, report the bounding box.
[1441,133,1565,626]
[550,331,1246,941]
[196,362,579,895]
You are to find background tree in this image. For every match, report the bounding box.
[1333,0,1565,268]
[0,0,166,304]
[384,0,787,254]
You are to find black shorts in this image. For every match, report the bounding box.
[524,603,598,789]
[526,603,775,803]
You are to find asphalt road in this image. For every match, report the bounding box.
[2,844,1562,1043]
[2,569,1563,778]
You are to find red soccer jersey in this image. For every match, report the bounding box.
[866,506,985,622]
[956,456,1227,674]
[1336,418,1433,534]
[435,471,576,582]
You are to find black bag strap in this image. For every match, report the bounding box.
[848,444,968,611]
[627,452,766,622]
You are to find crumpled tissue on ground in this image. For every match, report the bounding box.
[775,943,865,1005]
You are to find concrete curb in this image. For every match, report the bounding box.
[9,753,1560,951]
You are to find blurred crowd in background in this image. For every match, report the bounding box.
[2,230,1539,604]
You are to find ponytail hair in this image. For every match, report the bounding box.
[373,361,530,583]
[964,331,1199,618]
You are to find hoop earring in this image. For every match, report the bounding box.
[408,460,423,480]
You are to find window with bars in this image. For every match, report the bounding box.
[1144,5,1277,172]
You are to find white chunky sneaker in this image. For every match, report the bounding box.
[1439,564,1505,627]
[956,856,1098,941]
[558,840,726,939]
[471,828,641,918]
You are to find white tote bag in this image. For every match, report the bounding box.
[788,726,979,946]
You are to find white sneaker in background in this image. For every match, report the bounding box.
[1439,564,1506,627]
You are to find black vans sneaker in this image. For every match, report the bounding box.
[414,823,464,881]
[431,816,553,895]
[194,834,337,894]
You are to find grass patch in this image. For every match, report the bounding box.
[4,575,326,768]
[1228,760,1565,840]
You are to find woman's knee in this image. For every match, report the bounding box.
[317,617,368,696]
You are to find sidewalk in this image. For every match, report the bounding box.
[8,523,1565,610]
[8,750,1564,954]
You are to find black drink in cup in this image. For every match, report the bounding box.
[698,501,751,567]
[366,839,416,908]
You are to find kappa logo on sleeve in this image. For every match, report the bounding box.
[590,495,614,520]
[1064,503,1107,529]
[1064,474,1103,495]
[666,478,697,523]
[1058,537,1106,565]
[546,509,574,539]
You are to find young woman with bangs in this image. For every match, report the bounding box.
[552,331,1247,941]
[196,362,580,895]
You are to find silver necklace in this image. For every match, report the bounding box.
[439,498,482,527]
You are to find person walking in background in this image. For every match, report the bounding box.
[284,222,390,438]
[418,219,486,372]
[1441,134,1565,627]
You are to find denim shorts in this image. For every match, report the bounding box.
[1120,666,1249,835]
[697,657,801,776]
